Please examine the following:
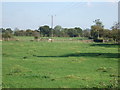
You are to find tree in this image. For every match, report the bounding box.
[103,29,112,39]
[14,30,26,36]
[53,25,62,37]
[14,28,20,36]
[14,27,19,31]
[6,28,13,34]
[82,28,91,37]
[2,28,13,41]
[66,28,76,37]
[2,32,12,39]
[33,30,40,40]
[38,25,51,37]
[111,22,120,43]
[91,19,104,39]
[111,22,120,30]
[0,28,5,33]
[74,27,82,37]
[61,28,69,37]
[0,28,3,40]
[26,29,33,36]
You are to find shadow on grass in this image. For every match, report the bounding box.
[33,53,119,58]
[90,43,119,48]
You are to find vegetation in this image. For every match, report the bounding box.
[2,37,119,88]
[91,19,119,43]
[1,28,13,41]
[0,19,119,43]
[1,19,119,88]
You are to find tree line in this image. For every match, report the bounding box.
[0,19,119,43]
[0,26,83,38]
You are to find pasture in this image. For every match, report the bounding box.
[2,37,119,88]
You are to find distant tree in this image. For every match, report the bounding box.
[111,22,120,30]
[14,30,26,36]
[91,19,104,39]
[0,28,3,40]
[66,28,77,37]
[82,28,91,37]
[33,30,40,40]
[0,28,5,33]
[111,29,119,42]
[59,27,82,37]
[74,27,82,37]
[14,27,19,31]
[53,25,62,37]
[2,28,13,41]
[26,29,33,36]
[14,30,20,36]
[110,22,120,43]
[61,28,69,37]
[103,29,112,38]
[2,32,12,39]
[6,28,13,34]
[38,25,51,37]
[14,28,20,36]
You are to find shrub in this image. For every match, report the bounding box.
[94,38,103,42]
[34,36,39,40]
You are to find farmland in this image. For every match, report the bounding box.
[2,37,119,88]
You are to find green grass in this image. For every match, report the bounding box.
[2,37,119,88]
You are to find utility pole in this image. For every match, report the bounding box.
[50,15,56,37]
[51,15,53,37]
[51,15,53,29]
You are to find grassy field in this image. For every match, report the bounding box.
[2,37,119,88]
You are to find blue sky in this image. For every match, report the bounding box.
[2,2,118,30]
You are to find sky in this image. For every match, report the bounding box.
[1,1,118,30]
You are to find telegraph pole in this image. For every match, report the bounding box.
[51,15,53,29]
[51,15,53,37]
[50,15,56,37]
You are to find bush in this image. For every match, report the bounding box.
[2,32,13,41]
[88,37,93,39]
[34,36,39,40]
[94,38,103,42]
[108,38,114,42]
[2,32,12,38]
[33,31,40,40]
